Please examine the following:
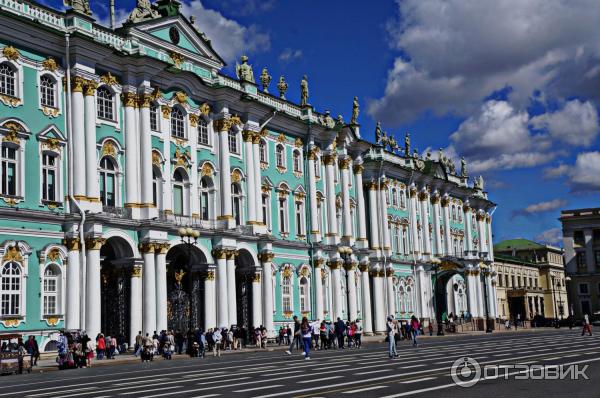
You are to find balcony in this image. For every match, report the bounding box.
[102,206,132,219]
[157,211,227,230]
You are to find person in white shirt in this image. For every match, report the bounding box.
[311,319,320,349]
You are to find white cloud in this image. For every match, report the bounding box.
[181,0,270,63]
[535,228,563,246]
[543,164,570,179]
[544,151,600,193]
[369,0,600,124]
[278,48,303,63]
[523,199,568,214]
[530,100,599,147]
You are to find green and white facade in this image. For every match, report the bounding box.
[0,0,497,350]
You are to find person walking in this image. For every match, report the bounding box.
[212,328,222,357]
[355,320,363,348]
[285,316,301,355]
[582,314,593,336]
[85,336,95,368]
[96,334,106,360]
[319,322,328,350]
[311,319,320,349]
[109,335,117,359]
[301,317,313,360]
[335,317,346,349]
[134,331,143,356]
[387,316,398,358]
[410,315,420,347]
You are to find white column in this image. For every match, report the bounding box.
[477,211,488,255]
[340,158,353,242]
[226,250,237,326]
[123,92,139,206]
[314,260,324,320]
[243,131,256,223]
[308,150,320,239]
[379,183,391,252]
[419,192,431,255]
[260,252,275,336]
[372,269,386,333]
[416,265,429,318]
[346,264,358,322]
[155,244,168,332]
[486,276,496,317]
[353,164,368,245]
[129,265,142,347]
[367,182,380,249]
[386,270,395,316]
[84,83,99,202]
[409,187,420,255]
[466,270,480,317]
[252,134,263,224]
[252,272,262,328]
[442,198,452,254]
[215,250,228,328]
[487,216,494,261]
[139,94,154,207]
[216,119,233,221]
[65,238,80,330]
[141,244,156,335]
[330,260,343,320]
[432,195,443,256]
[71,78,86,199]
[85,238,103,338]
[204,269,216,330]
[464,204,474,256]
[360,264,373,334]
[324,154,338,239]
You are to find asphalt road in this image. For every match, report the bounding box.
[1,329,598,398]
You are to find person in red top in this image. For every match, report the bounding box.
[96,334,106,360]
[410,316,420,347]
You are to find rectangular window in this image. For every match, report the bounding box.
[200,191,209,220]
[595,251,600,267]
[295,202,304,236]
[150,105,158,131]
[279,199,287,233]
[173,185,183,215]
[579,283,589,294]
[228,132,238,154]
[1,145,17,196]
[262,195,269,228]
[198,121,209,145]
[576,252,587,267]
[42,154,57,202]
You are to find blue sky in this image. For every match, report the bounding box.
[46,0,600,246]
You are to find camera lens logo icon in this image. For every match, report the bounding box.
[451,356,481,387]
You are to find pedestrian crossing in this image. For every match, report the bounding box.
[2,330,598,398]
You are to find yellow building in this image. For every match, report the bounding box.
[494,239,568,323]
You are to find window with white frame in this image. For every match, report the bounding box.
[41,153,58,202]
[228,130,239,154]
[391,188,398,206]
[278,194,288,234]
[282,274,292,312]
[173,168,187,215]
[199,176,213,220]
[295,199,305,236]
[171,107,185,138]
[99,156,117,207]
[276,144,285,168]
[96,86,114,120]
[259,139,268,163]
[400,190,406,208]
[1,262,21,316]
[40,75,56,108]
[314,156,321,178]
[406,285,414,312]
[299,276,310,312]
[293,150,302,173]
[1,144,17,196]
[43,264,60,316]
[316,198,323,234]
[262,192,271,229]
[402,227,409,255]
[152,166,162,209]
[232,183,242,225]
[150,103,159,131]
[198,119,209,146]
[0,63,16,97]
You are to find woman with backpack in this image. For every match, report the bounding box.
[410,315,420,347]
[300,317,312,360]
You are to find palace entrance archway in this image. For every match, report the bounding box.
[235,249,257,330]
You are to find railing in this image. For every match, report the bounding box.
[92,26,126,49]
[157,211,227,230]
[102,206,132,219]
[0,0,64,29]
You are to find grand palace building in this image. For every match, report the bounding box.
[0,0,497,350]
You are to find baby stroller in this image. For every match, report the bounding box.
[189,342,199,358]
[162,343,173,360]
[141,345,154,362]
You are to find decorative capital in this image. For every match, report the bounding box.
[430,194,440,205]
[242,130,255,142]
[213,115,242,132]
[226,249,239,260]
[440,196,450,207]
[258,251,275,263]
[212,248,228,259]
[358,262,370,272]
[62,237,80,251]
[71,76,86,93]
[2,46,20,61]
[251,273,261,283]
[314,258,325,267]
[122,92,137,107]
[476,212,485,221]
[463,203,471,212]
[353,164,364,174]
[322,154,336,166]
[42,57,58,72]
[85,237,106,250]
[205,270,215,281]
[338,157,351,170]
[100,72,119,86]
[156,243,170,254]
[409,187,418,198]
[131,266,142,278]
[83,80,98,96]
[138,93,152,108]
[365,181,378,191]
[418,191,429,201]
[170,51,184,68]
[199,103,211,116]
[307,146,319,160]
[327,259,343,269]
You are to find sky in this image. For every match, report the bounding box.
[44,0,600,247]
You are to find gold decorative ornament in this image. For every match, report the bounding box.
[199,103,210,116]
[200,163,214,177]
[138,242,156,253]
[62,237,80,251]
[338,157,351,170]
[84,80,97,97]
[152,151,161,166]
[189,114,198,127]
[213,115,242,132]
[277,133,286,143]
[282,266,293,278]
[2,245,23,263]
[170,52,184,68]
[231,169,242,183]
[100,72,118,86]
[212,248,228,259]
[3,128,20,145]
[47,248,60,262]
[161,105,171,119]
[300,267,309,277]
[138,93,152,108]
[295,137,303,148]
[353,164,364,174]
[85,237,106,250]
[322,154,336,166]
[205,270,215,281]
[122,92,137,107]
[3,319,20,327]
[151,87,162,100]
[258,252,275,262]
[2,46,19,61]
[46,317,60,326]
[42,57,58,72]
[130,266,142,278]
[0,94,21,107]
[242,130,254,142]
[174,269,186,285]
[71,76,85,93]
[175,91,188,104]
[101,141,117,158]
[251,273,261,283]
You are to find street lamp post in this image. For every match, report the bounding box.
[339,246,353,321]
[178,227,199,332]
[550,274,559,328]
[565,276,572,318]
[480,263,493,333]
[430,259,444,336]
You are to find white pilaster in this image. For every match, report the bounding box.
[409,187,420,256]
[139,93,155,211]
[123,92,140,207]
[260,252,275,336]
[360,263,373,334]
[85,238,103,339]
[477,211,488,255]
[252,134,263,226]
[367,182,380,250]
[386,271,395,316]
[215,119,234,225]
[252,272,262,328]
[464,204,474,256]
[330,259,343,320]
[347,264,358,322]
[372,268,386,333]
[226,250,237,327]
[487,216,494,261]
[65,239,80,330]
[314,260,324,321]
[442,197,452,255]
[380,183,391,253]
[308,149,320,241]
[204,270,216,330]
[84,84,99,204]
[340,157,353,244]
[353,164,368,248]
[215,250,228,328]
[324,154,338,243]
[155,245,168,332]
[243,131,256,223]
[432,195,443,256]
[141,244,156,335]
[71,79,86,199]
[419,191,431,256]
[129,265,142,347]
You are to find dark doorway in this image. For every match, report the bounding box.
[235,249,256,330]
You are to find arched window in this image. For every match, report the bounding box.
[314,156,321,178]
[199,176,213,220]
[1,262,21,316]
[172,168,187,215]
[0,63,16,97]
[171,107,185,138]
[96,86,114,120]
[259,139,268,163]
[397,284,405,313]
[293,150,302,173]
[282,274,292,312]
[1,144,17,196]
[299,276,310,312]
[99,156,117,207]
[43,264,61,316]
[152,166,162,209]
[275,144,285,168]
[278,194,288,234]
[41,153,58,202]
[228,130,239,154]
[458,208,463,222]
[198,119,209,145]
[406,285,414,313]
[391,188,398,206]
[400,190,406,208]
[402,227,409,255]
[232,183,242,225]
[150,103,159,131]
[262,190,271,229]
[40,75,56,108]
[295,198,305,236]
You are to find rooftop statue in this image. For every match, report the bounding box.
[426,150,432,160]
[300,75,309,106]
[474,175,485,191]
[236,55,255,83]
[375,122,383,144]
[389,134,398,152]
[404,133,410,157]
[336,114,345,127]
[260,67,272,93]
[381,131,389,147]
[322,111,335,129]
[350,96,359,125]
[461,157,468,177]
[413,148,419,159]
[127,0,159,23]
[277,76,288,99]
[64,0,91,15]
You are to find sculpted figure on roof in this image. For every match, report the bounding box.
[127,0,159,23]
[64,0,91,15]
[236,55,255,83]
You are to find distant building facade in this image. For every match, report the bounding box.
[494,239,567,322]
[561,208,600,319]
